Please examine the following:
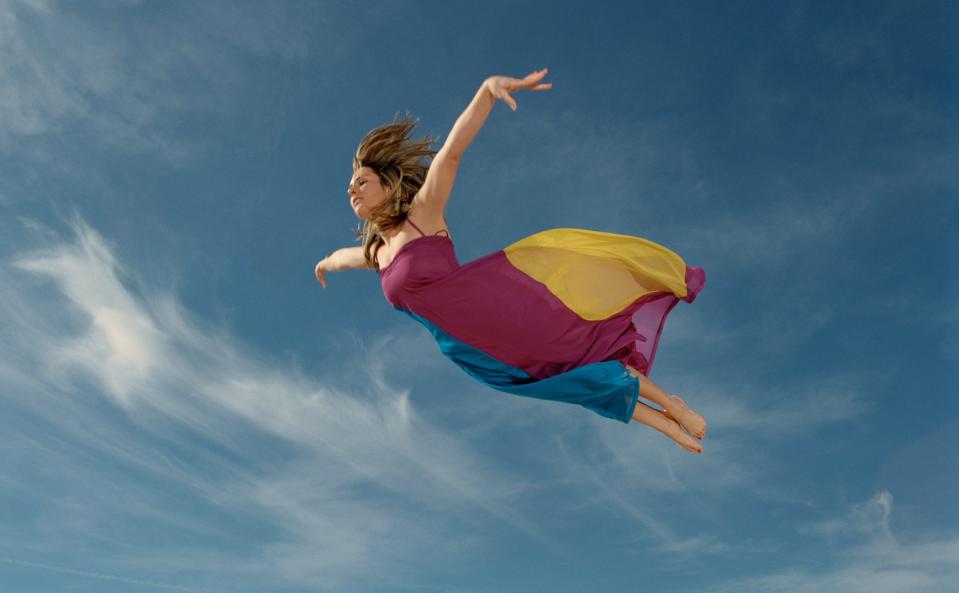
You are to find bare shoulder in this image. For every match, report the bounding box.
[374,200,453,270]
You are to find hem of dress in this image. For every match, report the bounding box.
[623,374,640,424]
[646,296,681,373]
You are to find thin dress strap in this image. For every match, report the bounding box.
[373,216,452,268]
[407,216,452,239]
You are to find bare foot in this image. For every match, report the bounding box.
[653,409,703,454]
[665,395,707,440]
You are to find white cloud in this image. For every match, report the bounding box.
[699,383,869,438]
[697,490,959,593]
[0,214,932,590]
[798,490,894,540]
[541,361,876,562]
[0,0,321,165]
[2,214,544,588]
[13,222,166,407]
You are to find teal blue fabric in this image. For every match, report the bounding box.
[398,308,640,423]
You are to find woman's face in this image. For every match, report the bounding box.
[347,166,388,220]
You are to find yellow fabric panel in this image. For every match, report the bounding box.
[503,228,689,320]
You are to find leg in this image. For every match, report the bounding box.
[626,364,707,440]
[631,400,703,454]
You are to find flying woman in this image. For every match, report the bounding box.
[315,68,708,453]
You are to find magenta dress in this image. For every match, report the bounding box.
[377,217,705,423]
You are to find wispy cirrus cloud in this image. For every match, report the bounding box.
[1,213,547,589]
[0,556,212,593]
[0,0,349,193]
[550,368,872,560]
[0,212,886,589]
[696,490,959,593]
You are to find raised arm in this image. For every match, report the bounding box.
[414,69,552,216]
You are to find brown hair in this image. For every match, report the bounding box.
[352,112,438,270]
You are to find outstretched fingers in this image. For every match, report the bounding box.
[491,68,553,111]
[524,68,552,91]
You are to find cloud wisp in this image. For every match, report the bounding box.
[699,490,959,593]
[1,214,547,588]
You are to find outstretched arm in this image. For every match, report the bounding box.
[315,246,371,288]
[415,69,552,217]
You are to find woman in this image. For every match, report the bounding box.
[315,68,708,454]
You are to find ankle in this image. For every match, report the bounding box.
[666,394,686,413]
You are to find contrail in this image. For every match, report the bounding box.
[0,556,216,593]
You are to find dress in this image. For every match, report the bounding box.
[376,217,705,424]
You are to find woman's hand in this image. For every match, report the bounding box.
[315,258,331,288]
[485,68,552,111]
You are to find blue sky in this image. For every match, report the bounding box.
[1,0,956,591]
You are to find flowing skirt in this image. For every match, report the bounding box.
[386,228,705,423]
